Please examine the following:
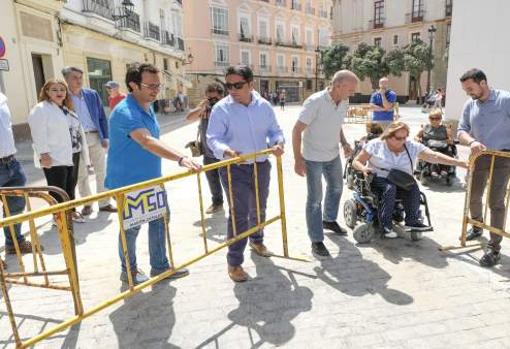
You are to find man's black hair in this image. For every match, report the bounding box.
[205,82,224,95]
[225,65,253,82]
[460,68,487,84]
[125,63,160,92]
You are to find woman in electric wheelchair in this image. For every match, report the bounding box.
[346,121,467,243]
[415,109,457,185]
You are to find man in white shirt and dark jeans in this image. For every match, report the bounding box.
[292,70,357,257]
[0,92,40,268]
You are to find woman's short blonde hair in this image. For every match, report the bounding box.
[38,79,74,111]
[428,108,443,119]
[381,121,410,140]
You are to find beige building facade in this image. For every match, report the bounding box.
[0,0,66,138]
[331,0,452,101]
[183,0,333,105]
[61,0,190,110]
[0,0,188,139]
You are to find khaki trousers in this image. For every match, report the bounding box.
[78,132,109,207]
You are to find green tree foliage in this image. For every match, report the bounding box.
[402,39,434,98]
[321,43,350,79]
[345,43,389,89]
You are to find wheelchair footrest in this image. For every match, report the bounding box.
[403,226,433,233]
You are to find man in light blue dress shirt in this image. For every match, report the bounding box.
[457,68,510,267]
[207,65,284,282]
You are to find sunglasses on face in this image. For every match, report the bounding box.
[207,97,220,102]
[392,135,407,141]
[225,81,247,90]
[429,117,441,120]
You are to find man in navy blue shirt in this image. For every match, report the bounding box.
[370,77,397,129]
[106,63,200,284]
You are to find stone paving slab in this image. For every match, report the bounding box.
[1,105,510,348]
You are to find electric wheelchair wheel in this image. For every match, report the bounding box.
[410,231,423,241]
[343,199,357,229]
[353,223,375,244]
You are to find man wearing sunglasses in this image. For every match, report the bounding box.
[186,82,225,214]
[292,70,357,257]
[105,63,201,284]
[458,68,510,267]
[207,65,284,282]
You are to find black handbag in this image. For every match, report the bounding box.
[386,144,416,191]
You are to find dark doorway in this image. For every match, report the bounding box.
[32,54,45,97]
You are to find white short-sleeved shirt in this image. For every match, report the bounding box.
[298,89,348,161]
[364,138,427,178]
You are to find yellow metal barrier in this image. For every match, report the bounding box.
[440,150,510,252]
[0,149,299,348]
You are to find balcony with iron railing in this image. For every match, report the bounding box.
[211,28,229,36]
[215,61,230,67]
[238,33,253,42]
[369,17,385,29]
[162,30,175,46]
[258,36,272,45]
[117,11,141,32]
[177,37,185,51]
[144,21,161,41]
[275,39,303,49]
[406,5,425,23]
[82,0,114,20]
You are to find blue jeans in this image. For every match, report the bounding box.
[219,161,270,266]
[0,158,26,247]
[118,216,170,274]
[305,156,343,243]
[370,176,421,229]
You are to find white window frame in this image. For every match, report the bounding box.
[276,53,285,68]
[291,25,300,44]
[216,44,229,63]
[306,27,313,46]
[291,55,300,72]
[306,57,313,71]
[238,13,251,36]
[258,17,269,39]
[259,51,268,68]
[275,21,285,43]
[210,7,229,34]
[240,48,251,65]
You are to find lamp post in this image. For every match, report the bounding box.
[426,25,436,96]
[314,45,322,92]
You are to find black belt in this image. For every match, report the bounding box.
[0,154,15,164]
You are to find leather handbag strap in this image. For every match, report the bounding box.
[403,143,413,172]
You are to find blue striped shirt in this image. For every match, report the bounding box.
[206,91,284,162]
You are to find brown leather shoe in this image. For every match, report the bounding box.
[249,241,270,257]
[81,205,93,216]
[99,204,117,213]
[228,265,248,282]
[6,241,43,255]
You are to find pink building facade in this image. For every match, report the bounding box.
[183,0,333,105]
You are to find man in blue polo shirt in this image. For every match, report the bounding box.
[370,77,397,129]
[106,63,200,284]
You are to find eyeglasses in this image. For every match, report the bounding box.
[48,88,67,93]
[207,97,220,102]
[392,135,407,141]
[140,83,163,90]
[225,81,247,90]
[429,117,441,120]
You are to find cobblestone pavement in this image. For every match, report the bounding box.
[1,105,510,349]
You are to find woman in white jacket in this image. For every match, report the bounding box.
[28,79,91,223]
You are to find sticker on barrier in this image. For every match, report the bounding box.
[122,185,168,229]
